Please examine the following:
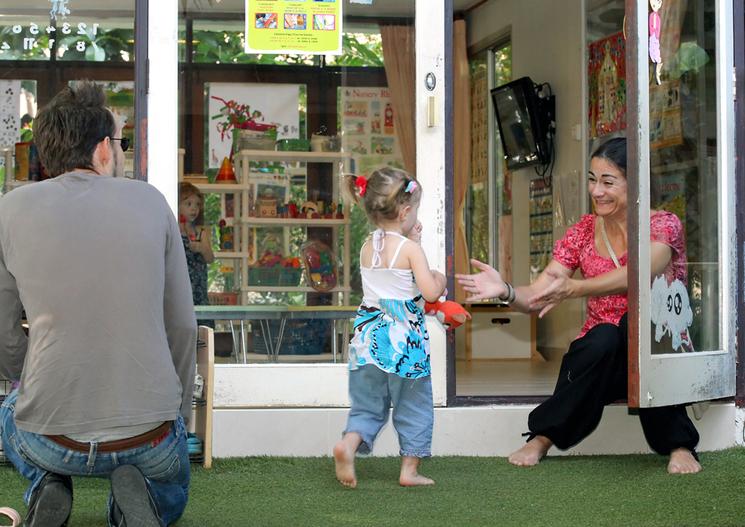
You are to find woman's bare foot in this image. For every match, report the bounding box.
[667,448,701,474]
[334,433,362,488]
[399,456,435,487]
[508,435,553,467]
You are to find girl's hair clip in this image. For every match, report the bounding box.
[354,175,368,197]
[405,180,418,194]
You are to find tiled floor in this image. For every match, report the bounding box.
[455,358,562,396]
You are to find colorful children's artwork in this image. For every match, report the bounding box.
[340,87,404,177]
[343,101,367,118]
[313,14,335,30]
[371,137,394,155]
[343,119,366,136]
[255,13,278,29]
[284,13,307,30]
[588,32,626,139]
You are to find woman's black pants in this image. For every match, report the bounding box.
[527,314,699,455]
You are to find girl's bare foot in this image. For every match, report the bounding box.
[334,433,362,488]
[667,448,701,474]
[508,435,553,466]
[399,456,435,487]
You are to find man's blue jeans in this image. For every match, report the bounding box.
[0,390,190,526]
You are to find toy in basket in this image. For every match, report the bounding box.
[301,241,337,292]
[249,251,303,286]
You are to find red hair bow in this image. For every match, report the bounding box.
[355,176,368,197]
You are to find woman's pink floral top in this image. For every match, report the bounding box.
[553,211,687,339]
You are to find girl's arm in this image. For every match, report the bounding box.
[406,243,447,302]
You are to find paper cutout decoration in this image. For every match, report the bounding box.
[649,0,663,84]
[651,276,693,352]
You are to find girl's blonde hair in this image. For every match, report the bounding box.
[342,167,422,226]
[179,182,205,225]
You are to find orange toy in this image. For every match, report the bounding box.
[216,157,236,182]
[424,300,471,330]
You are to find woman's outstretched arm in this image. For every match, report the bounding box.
[528,242,673,317]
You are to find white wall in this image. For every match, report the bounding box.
[466,0,587,353]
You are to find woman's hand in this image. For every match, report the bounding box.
[408,221,423,244]
[455,259,508,302]
[528,269,576,317]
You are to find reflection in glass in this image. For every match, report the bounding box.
[649,1,717,354]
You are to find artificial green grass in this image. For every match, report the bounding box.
[1,449,745,526]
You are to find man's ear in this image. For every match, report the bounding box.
[93,137,112,166]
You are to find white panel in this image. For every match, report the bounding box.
[212,402,735,457]
[213,318,447,408]
[148,0,178,213]
[415,0,448,404]
[213,364,350,407]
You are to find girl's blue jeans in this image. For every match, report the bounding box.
[345,364,433,457]
[0,390,190,526]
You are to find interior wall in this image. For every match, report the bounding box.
[466,0,586,354]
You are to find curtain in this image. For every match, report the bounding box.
[453,19,471,302]
[380,25,416,175]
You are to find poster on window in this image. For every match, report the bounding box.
[206,82,300,170]
[245,0,343,56]
[0,81,22,149]
[649,80,683,150]
[588,32,626,139]
[339,87,404,176]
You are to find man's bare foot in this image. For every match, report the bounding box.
[667,448,701,474]
[334,434,361,488]
[399,456,435,487]
[508,435,553,467]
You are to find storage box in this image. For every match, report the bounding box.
[469,309,534,359]
[248,267,302,286]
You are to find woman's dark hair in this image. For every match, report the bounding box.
[34,81,116,177]
[591,137,627,174]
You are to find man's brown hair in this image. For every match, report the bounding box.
[34,81,116,177]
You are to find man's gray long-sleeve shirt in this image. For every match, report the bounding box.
[0,172,196,435]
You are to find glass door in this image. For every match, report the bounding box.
[179,0,449,406]
[627,0,735,407]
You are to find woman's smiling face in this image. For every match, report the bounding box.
[588,156,628,218]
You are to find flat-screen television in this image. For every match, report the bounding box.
[491,76,552,170]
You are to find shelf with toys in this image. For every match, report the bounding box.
[180,148,352,310]
[235,148,352,308]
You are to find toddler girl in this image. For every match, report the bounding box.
[178,183,214,310]
[334,167,446,488]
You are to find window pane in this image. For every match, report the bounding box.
[180,3,416,364]
[0,2,136,187]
